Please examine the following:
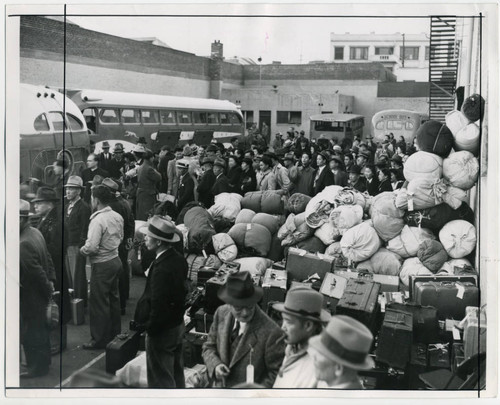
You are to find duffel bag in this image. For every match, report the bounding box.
[439,258,474,275]
[286,193,312,214]
[285,235,327,256]
[445,110,470,135]
[439,220,477,259]
[386,225,436,258]
[304,186,343,228]
[443,151,479,190]
[233,257,273,277]
[403,151,443,182]
[370,192,405,241]
[314,221,340,246]
[278,212,313,247]
[208,192,242,222]
[416,120,454,158]
[417,239,449,273]
[241,191,283,215]
[454,122,481,156]
[235,208,256,224]
[251,213,281,235]
[399,257,433,288]
[185,253,222,284]
[227,222,272,257]
[461,93,485,122]
[357,247,403,276]
[212,233,238,263]
[329,204,363,235]
[340,221,381,263]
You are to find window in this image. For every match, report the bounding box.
[121,109,140,124]
[375,47,394,55]
[34,113,50,131]
[402,46,419,61]
[229,112,243,125]
[350,47,368,60]
[160,110,176,124]
[387,120,403,130]
[177,111,192,124]
[141,109,159,124]
[405,122,415,130]
[207,112,219,124]
[314,121,343,132]
[48,112,66,131]
[192,111,207,124]
[99,108,119,124]
[242,110,254,129]
[277,111,302,125]
[219,112,230,125]
[334,47,344,60]
[425,46,430,60]
[66,113,84,130]
[375,121,385,130]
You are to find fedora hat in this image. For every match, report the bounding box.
[133,144,146,154]
[213,157,226,169]
[64,175,84,189]
[101,141,110,149]
[359,150,371,160]
[283,152,295,162]
[218,271,263,307]
[140,215,180,243]
[32,186,59,203]
[330,155,343,165]
[206,144,218,153]
[201,157,215,166]
[333,145,342,152]
[20,199,31,217]
[348,165,362,175]
[308,315,374,371]
[102,178,119,192]
[113,143,124,153]
[391,154,403,164]
[273,286,331,323]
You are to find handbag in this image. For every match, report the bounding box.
[46,297,59,330]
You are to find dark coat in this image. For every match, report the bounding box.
[177,172,195,212]
[136,160,161,221]
[313,166,335,195]
[64,198,91,247]
[227,166,243,193]
[212,174,232,196]
[135,247,188,336]
[365,177,380,196]
[294,165,316,197]
[333,170,349,187]
[98,152,113,173]
[202,304,286,388]
[240,168,257,195]
[350,177,367,193]
[196,169,216,208]
[37,206,71,324]
[378,178,393,194]
[20,224,54,319]
[158,152,175,193]
[107,158,126,180]
[81,167,109,203]
[109,196,134,242]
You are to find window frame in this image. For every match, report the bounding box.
[349,46,369,60]
[375,47,394,56]
[401,46,420,61]
[334,46,344,60]
[176,111,192,125]
[120,108,141,125]
[277,110,302,125]
[140,109,160,125]
[160,110,177,125]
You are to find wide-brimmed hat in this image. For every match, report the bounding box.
[273,286,330,323]
[102,141,110,149]
[318,151,329,162]
[218,271,263,307]
[308,315,374,371]
[133,144,146,154]
[176,159,190,170]
[64,175,84,189]
[32,186,59,202]
[182,145,193,157]
[330,155,343,165]
[20,199,31,217]
[113,143,124,153]
[348,165,362,175]
[213,157,227,169]
[206,144,218,153]
[140,215,180,243]
[264,151,278,161]
[102,178,119,192]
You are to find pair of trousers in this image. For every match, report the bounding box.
[146,323,185,388]
[21,313,51,375]
[66,245,88,304]
[118,244,130,310]
[89,257,122,347]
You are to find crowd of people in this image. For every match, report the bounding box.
[19,127,418,387]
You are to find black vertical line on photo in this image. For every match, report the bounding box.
[3,3,7,393]
[477,11,482,399]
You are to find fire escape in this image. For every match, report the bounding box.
[428,16,458,122]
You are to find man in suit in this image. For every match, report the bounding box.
[157,145,175,193]
[196,157,216,208]
[138,216,188,388]
[313,152,335,195]
[211,158,231,197]
[202,272,286,388]
[167,147,184,198]
[107,143,126,180]
[64,176,91,304]
[348,165,367,193]
[176,159,195,213]
[98,141,113,172]
[307,315,374,389]
[19,199,55,378]
[329,155,348,187]
[135,150,161,221]
[81,153,109,204]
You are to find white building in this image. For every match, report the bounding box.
[330,32,430,82]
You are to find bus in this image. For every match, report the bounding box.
[69,89,245,152]
[371,109,429,144]
[20,84,89,186]
[309,113,365,148]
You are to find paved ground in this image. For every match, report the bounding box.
[18,273,147,389]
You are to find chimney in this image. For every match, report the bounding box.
[211,40,224,59]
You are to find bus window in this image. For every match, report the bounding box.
[160,110,176,124]
[121,109,140,124]
[34,113,50,131]
[405,121,415,130]
[387,120,403,130]
[220,112,230,125]
[67,113,85,131]
[100,108,119,124]
[375,121,385,130]
[48,112,66,131]
[207,112,219,124]
[229,112,243,125]
[83,108,97,132]
[192,111,207,124]
[141,109,159,124]
[177,111,192,124]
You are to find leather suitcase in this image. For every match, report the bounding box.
[71,298,85,325]
[407,343,428,389]
[335,269,399,293]
[409,274,477,299]
[386,302,439,344]
[286,247,334,283]
[183,331,207,368]
[452,343,465,373]
[319,273,347,314]
[375,309,413,370]
[194,308,214,334]
[204,264,241,314]
[412,279,479,320]
[462,308,487,360]
[336,278,381,334]
[197,267,217,287]
[427,343,451,369]
[261,269,287,310]
[105,330,141,374]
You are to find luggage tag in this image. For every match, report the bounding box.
[452,327,461,341]
[299,249,307,257]
[407,191,415,212]
[202,249,208,259]
[456,282,465,299]
[246,223,252,231]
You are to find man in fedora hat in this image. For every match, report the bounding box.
[64,176,91,304]
[272,287,330,388]
[348,165,367,193]
[107,143,126,180]
[356,150,371,168]
[82,153,109,204]
[211,157,231,197]
[19,199,55,378]
[136,149,161,221]
[176,159,195,212]
[98,141,113,172]
[196,157,216,208]
[80,185,124,349]
[202,271,286,388]
[136,216,188,388]
[307,315,374,389]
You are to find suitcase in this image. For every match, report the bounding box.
[71,298,85,325]
[409,274,477,299]
[427,343,451,369]
[197,267,217,287]
[261,269,287,310]
[386,302,439,344]
[407,343,428,389]
[335,269,399,293]
[462,308,487,360]
[319,273,347,313]
[183,331,207,368]
[375,309,413,370]
[50,291,67,354]
[412,279,479,320]
[286,247,334,283]
[204,264,241,314]
[451,343,465,373]
[194,308,214,334]
[289,281,313,290]
[105,330,141,374]
[336,278,381,334]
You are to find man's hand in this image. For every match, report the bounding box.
[214,363,230,380]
